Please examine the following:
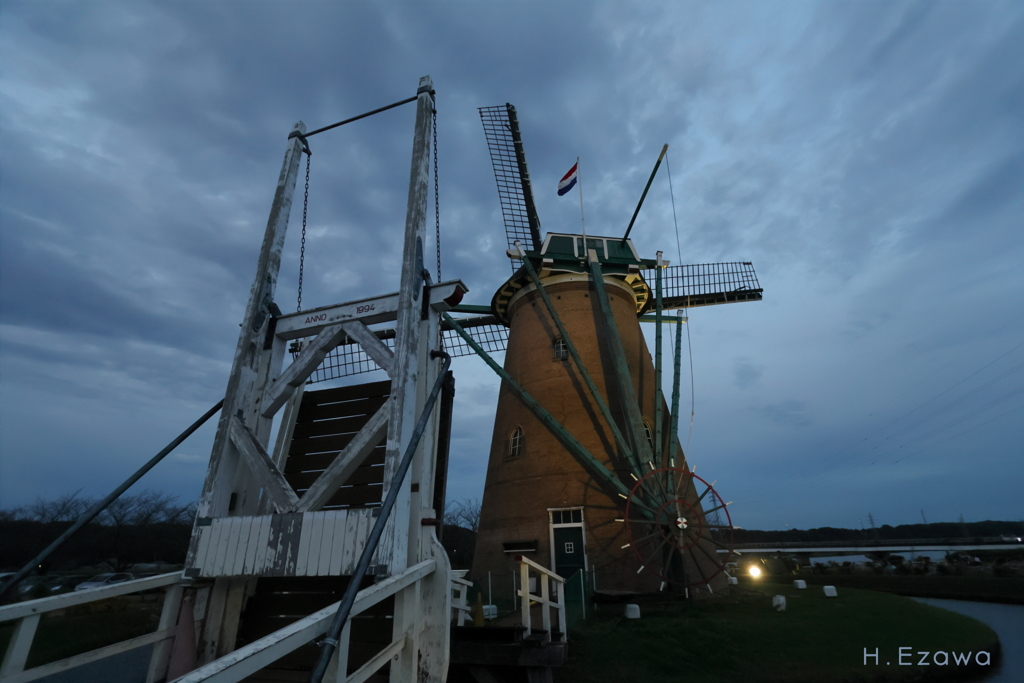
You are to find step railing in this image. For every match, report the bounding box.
[514,556,566,643]
[0,572,183,683]
[450,570,472,626]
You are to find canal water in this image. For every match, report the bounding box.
[912,598,1024,682]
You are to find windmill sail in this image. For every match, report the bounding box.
[479,104,542,268]
[641,262,762,310]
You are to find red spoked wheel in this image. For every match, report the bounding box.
[624,468,734,587]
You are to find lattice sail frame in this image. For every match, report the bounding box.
[641,262,762,310]
[306,318,508,384]
[479,104,542,271]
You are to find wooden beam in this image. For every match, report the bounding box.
[0,614,38,677]
[3,627,175,683]
[297,397,392,512]
[260,323,348,417]
[193,120,306,524]
[228,417,300,512]
[274,292,401,340]
[341,321,394,375]
[0,573,182,622]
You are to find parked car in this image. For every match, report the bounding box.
[16,576,50,596]
[74,573,135,591]
[44,575,88,595]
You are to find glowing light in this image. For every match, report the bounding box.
[749,566,762,578]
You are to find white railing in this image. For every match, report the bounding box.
[172,559,436,683]
[515,556,566,643]
[0,572,184,683]
[450,570,472,626]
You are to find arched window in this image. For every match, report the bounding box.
[507,426,523,460]
[552,336,568,361]
[642,419,655,449]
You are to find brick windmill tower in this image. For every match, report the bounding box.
[450,105,763,596]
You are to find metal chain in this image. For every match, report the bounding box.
[433,108,440,282]
[297,152,310,312]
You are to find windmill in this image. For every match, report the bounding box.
[450,104,764,595]
[268,103,763,595]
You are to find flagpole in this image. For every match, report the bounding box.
[576,156,586,240]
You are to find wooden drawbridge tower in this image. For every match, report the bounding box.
[180,75,463,681]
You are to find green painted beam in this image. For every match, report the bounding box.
[520,257,636,466]
[451,304,493,314]
[654,262,664,466]
[669,310,685,468]
[587,258,655,477]
[441,312,642,509]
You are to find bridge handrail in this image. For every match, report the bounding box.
[515,555,566,644]
[172,559,435,683]
[0,572,184,683]
[0,572,181,622]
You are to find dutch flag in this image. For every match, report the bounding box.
[557,162,578,196]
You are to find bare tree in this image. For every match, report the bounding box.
[444,498,481,532]
[22,491,93,523]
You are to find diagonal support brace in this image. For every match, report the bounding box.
[442,312,640,508]
[588,257,655,475]
[229,416,300,512]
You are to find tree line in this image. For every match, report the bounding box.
[0,490,195,571]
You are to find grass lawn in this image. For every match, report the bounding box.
[762,573,1024,605]
[556,584,998,683]
[0,598,161,669]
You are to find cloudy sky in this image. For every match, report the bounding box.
[2,1,1021,531]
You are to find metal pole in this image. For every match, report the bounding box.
[0,400,223,600]
[669,310,685,466]
[622,144,668,243]
[308,352,451,683]
[654,252,664,464]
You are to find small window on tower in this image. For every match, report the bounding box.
[552,337,569,361]
[642,419,655,449]
[507,426,523,460]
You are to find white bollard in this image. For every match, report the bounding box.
[823,585,838,597]
[772,595,787,611]
[794,580,807,589]
[624,604,641,619]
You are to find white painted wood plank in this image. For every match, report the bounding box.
[341,508,360,573]
[308,511,326,576]
[328,510,349,576]
[317,511,336,576]
[241,516,265,575]
[273,292,402,340]
[201,520,227,576]
[220,518,244,577]
[296,511,315,577]
[230,516,254,576]
[253,514,273,574]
